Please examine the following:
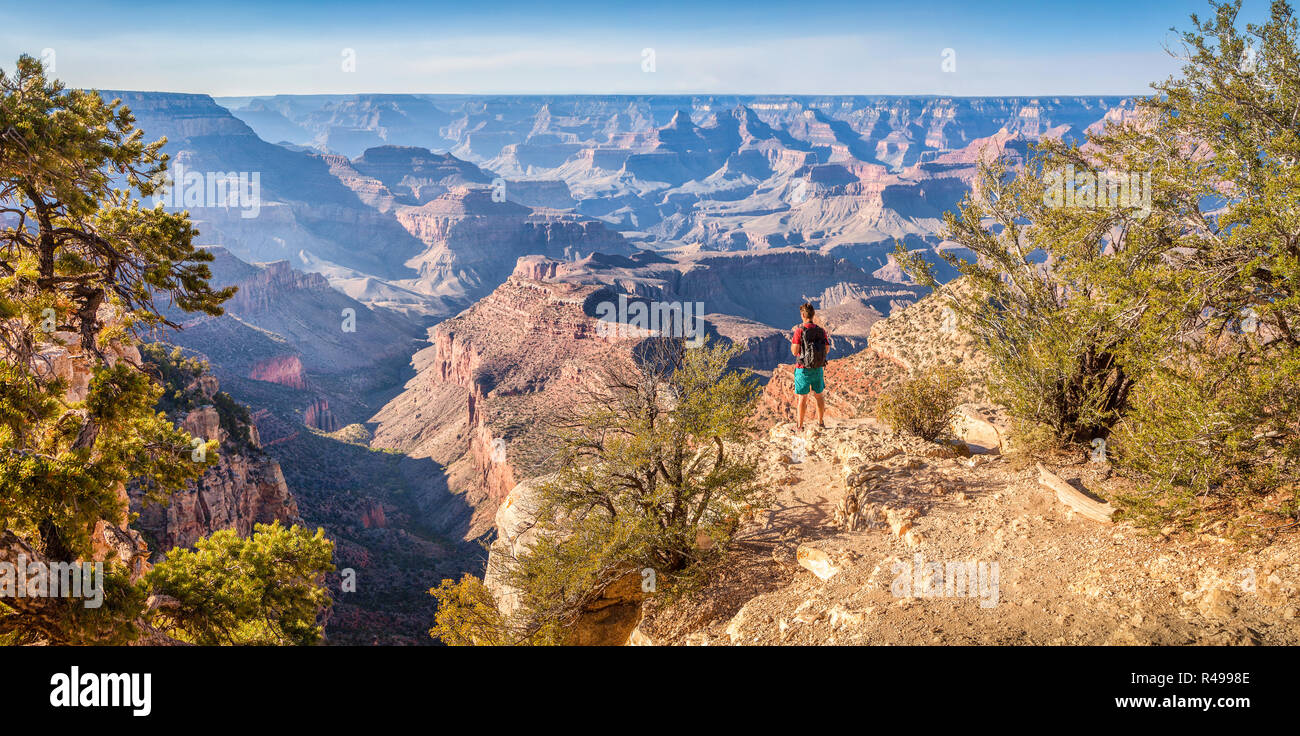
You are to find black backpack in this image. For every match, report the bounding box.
[798,324,829,369]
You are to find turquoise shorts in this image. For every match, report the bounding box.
[794,367,825,395]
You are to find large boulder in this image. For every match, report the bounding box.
[949,404,1004,455]
[483,476,646,645]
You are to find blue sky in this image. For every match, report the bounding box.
[0,0,1269,96]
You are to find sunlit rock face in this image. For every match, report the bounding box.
[128,371,301,556]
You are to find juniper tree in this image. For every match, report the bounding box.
[900,0,1300,530]
[1106,0,1300,530]
[896,147,1164,445]
[0,55,234,641]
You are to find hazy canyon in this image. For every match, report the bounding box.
[112,91,1135,642]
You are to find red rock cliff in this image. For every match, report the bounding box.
[370,270,633,537]
[129,370,301,555]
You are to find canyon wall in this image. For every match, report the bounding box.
[20,330,299,580]
[370,267,630,536]
[128,365,301,556]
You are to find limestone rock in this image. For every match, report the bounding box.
[797,544,842,580]
[792,598,824,625]
[828,604,867,630]
[182,406,224,445]
[949,404,1003,455]
[885,506,919,538]
[626,626,655,646]
[725,599,765,643]
[130,374,299,555]
[563,571,645,646]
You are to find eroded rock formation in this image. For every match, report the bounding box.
[370,264,638,536]
[128,365,300,556]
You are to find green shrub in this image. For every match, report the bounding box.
[145,522,335,645]
[874,365,965,441]
[1112,346,1300,533]
[428,575,509,646]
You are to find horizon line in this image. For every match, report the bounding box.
[94,89,1150,100]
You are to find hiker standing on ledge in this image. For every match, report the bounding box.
[792,302,831,431]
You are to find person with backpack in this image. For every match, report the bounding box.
[791,302,832,430]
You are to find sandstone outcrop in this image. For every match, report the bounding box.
[482,477,646,646]
[248,354,308,389]
[128,363,301,555]
[370,268,639,537]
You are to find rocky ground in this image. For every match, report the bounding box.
[638,418,1300,645]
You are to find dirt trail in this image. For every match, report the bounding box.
[641,418,1300,645]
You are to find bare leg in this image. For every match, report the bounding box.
[814,392,826,426]
[797,393,808,429]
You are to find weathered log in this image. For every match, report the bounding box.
[1037,463,1114,523]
